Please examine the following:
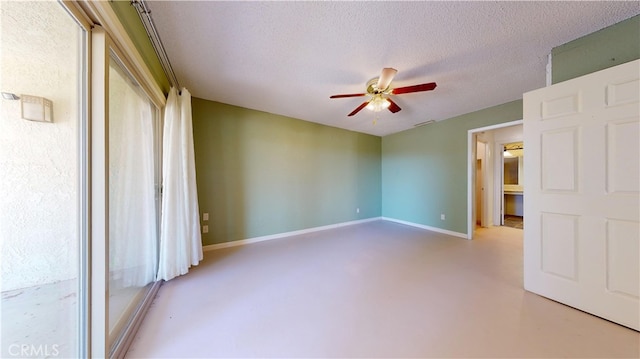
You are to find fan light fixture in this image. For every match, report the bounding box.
[366,95,390,112]
[330,68,437,117]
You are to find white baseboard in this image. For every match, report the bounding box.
[203,217,382,251]
[381,217,469,239]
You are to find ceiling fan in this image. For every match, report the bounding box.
[329,68,437,116]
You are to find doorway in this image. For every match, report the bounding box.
[475,141,488,227]
[467,120,523,239]
[502,141,524,229]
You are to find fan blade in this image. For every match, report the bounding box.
[386,98,401,113]
[377,67,398,91]
[348,101,370,116]
[391,82,437,95]
[330,93,367,99]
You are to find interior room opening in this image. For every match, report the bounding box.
[468,121,523,239]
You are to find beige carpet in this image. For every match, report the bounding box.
[126,220,639,358]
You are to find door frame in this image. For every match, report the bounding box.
[475,140,488,228]
[467,119,523,239]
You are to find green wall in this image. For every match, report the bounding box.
[381,100,522,235]
[110,0,171,93]
[552,15,640,84]
[110,5,636,242]
[380,14,638,236]
[192,98,381,245]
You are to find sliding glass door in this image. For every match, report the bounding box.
[0,1,86,357]
[2,2,167,355]
[89,19,166,355]
[107,54,161,347]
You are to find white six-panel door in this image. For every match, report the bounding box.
[523,59,639,331]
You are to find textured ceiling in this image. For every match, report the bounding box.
[146,1,639,136]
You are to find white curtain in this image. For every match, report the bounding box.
[157,87,203,281]
[109,61,158,288]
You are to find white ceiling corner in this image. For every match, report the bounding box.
[146,1,639,137]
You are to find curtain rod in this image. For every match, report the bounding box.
[131,0,180,90]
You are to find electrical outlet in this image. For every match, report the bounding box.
[440,214,446,220]
[202,225,209,233]
[203,212,209,221]
[356,208,360,213]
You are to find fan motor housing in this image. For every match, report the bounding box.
[366,77,387,94]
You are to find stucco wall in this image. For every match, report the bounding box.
[0,1,79,291]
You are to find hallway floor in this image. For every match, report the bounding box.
[503,214,524,229]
